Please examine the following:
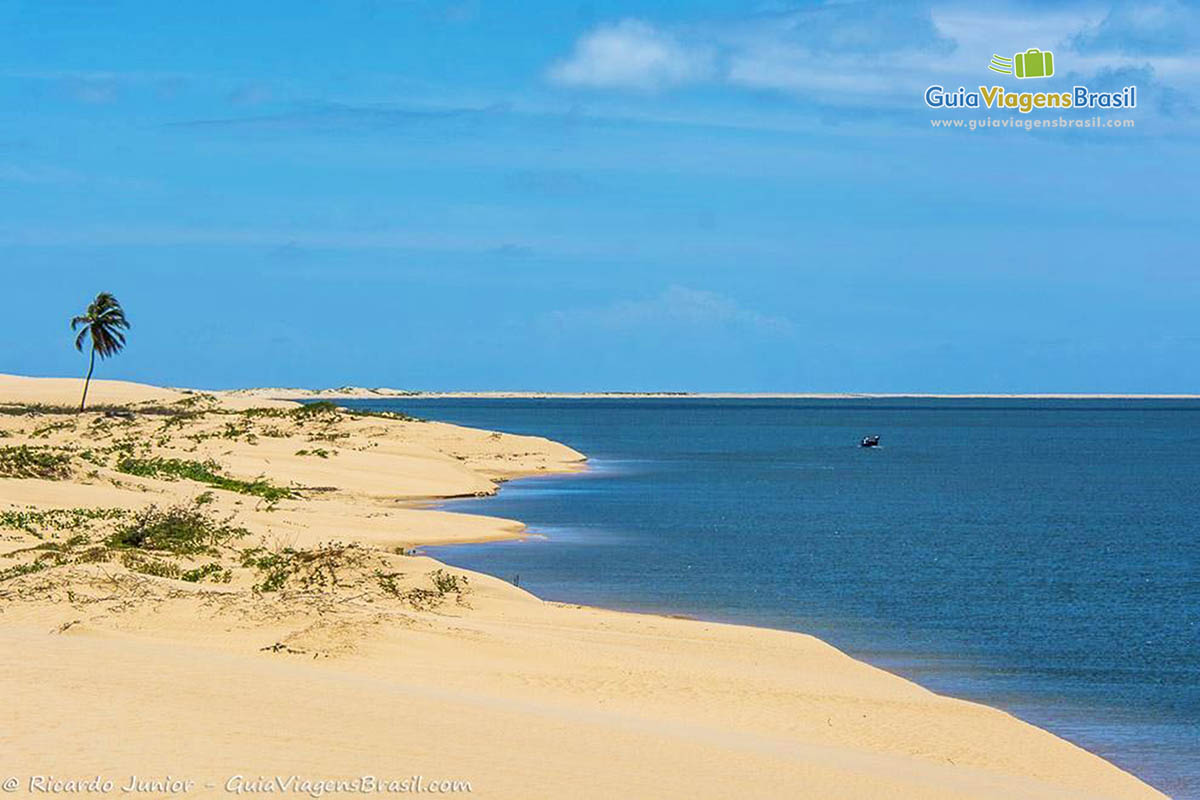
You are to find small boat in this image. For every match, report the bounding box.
[860,435,880,448]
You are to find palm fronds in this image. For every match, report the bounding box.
[71,292,129,360]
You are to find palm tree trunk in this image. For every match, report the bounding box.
[79,347,96,413]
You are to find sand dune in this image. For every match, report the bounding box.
[0,375,1165,799]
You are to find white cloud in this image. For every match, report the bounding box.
[935,5,1200,91]
[547,19,714,90]
[545,4,1199,111]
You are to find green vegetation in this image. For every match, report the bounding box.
[238,407,290,419]
[119,552,182,579]
[107,503,248,556]
[375,570,403,597]
[43,534,91,551]
[156,410,203,431]
[0,507,126,536]
[175,419,259,445]
[241,542,362,593]
[0,502,243,585]
[174,393,219,409]
[0,560,53,582]
[294,448,332,458]
[307,430,349,443]
[0,445,73,479]
[239,401,420,424]
[0,402,185,418]
[222,421,257,442]
[118,554,232,583]
[375,567,470,609]
[241,549,293,592]
[0,403,73,417]
[180,562,232,583]
[30,420,76,438]
[431,568,468,594]
[239,401,340,422]
[293,400,340,418]
[344,407,422,422]
[115,457,296,502]
[71,291,130,412]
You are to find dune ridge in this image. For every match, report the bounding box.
[0,374,1166,799]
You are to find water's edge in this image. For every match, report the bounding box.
[344,398,1196,799]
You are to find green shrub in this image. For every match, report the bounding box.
[431,569,468,594]
[107,504,248,556]
[375,567,470,608]
[180,562,232,583]
[292,401,340,420]
[241,542,360,593]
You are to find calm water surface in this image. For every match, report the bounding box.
[343,398,1199,798]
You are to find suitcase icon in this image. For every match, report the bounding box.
[1014,48,1054,79]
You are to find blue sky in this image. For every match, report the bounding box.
[3,0,1198,391]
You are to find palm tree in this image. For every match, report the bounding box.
[71,292,130,412]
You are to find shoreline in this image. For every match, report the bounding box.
[0,374,1169,799]
[228,386,1200,400]
[428,476,1166,795]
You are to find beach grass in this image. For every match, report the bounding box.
[115,456,297,502]
[0,445,73,479]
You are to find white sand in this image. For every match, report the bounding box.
[0,374,1167,799]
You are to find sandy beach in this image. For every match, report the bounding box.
[0,374,1167,800]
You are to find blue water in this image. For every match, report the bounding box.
[344,398,1198,798]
